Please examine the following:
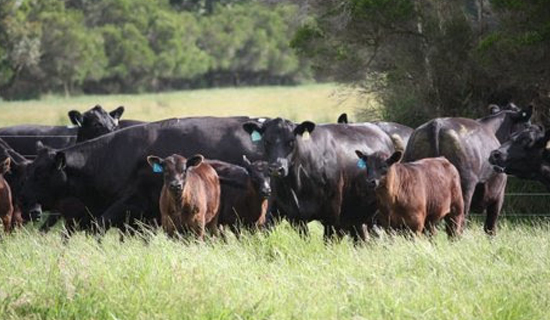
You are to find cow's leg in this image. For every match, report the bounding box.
[460,176,478,229]
[446,195,465,238]
[39,213,61,233]
[98,195,148,234]
[1,213,12,234]
[289,218,309,237]
[484,175,507,236]
[424,219,437,237]
[11,205,23,229]
[206,215,220,238]
[406,213,425,237]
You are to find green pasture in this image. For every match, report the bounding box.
[1,85,549,319]
[0,84,376,126]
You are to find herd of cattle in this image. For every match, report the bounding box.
[0,103,545,241]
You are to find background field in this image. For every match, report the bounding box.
[0,84,375,126]
[1,85,550,319]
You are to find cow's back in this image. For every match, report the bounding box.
[0,125,76,159]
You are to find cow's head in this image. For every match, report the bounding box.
[20,142,69,214]
[69,105,125,142]
[355,150,402,188]
[242,155,271,199]
[482,103,533,142]
[489,125,550,179]
[242,118,315,177]
[147,154,204,197]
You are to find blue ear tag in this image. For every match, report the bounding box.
[357,158,367,170]
[153,163,163,173]
[251,130,262,142]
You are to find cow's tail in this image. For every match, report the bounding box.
[390,134,405,153]
[431,120,442,157]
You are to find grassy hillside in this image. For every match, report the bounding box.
[1,222,549,319]
[0,84,376,126]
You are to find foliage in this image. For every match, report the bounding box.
[292,0,550,126]
[0,0,309,99]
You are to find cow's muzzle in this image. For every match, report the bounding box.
[489,150,506,173]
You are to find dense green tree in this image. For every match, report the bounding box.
[291,0,550,126]
[0,0,310,99]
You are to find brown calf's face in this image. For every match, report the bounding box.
[355,150,402,188]
[147,154,204,196]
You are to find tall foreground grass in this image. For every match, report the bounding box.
[1,221,550,319]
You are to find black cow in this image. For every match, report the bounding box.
[336,113,414,147]
[0,105,139,159]
[20,116,266,233]
[489,125,550,189]
[242,117,394,240]
[403,104,532,234]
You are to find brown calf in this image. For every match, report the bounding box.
[209,156,271,234]
[356,150,464,237]
[0,158,21,233]
[148,154,221,240]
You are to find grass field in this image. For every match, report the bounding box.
[0,84,375,126]
[1,222,550,319]
[1,85,550,319]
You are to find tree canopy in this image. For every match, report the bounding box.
[0,0,310,100]
[291,0,550,126]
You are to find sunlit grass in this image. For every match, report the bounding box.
[1,221,549,319]
[0,84,379,126]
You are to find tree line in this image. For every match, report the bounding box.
[291,0,550,126]
[0,0,311,100]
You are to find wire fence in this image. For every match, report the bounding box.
[1,136,549,218]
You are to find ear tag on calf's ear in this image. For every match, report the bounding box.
[302,131,310,141]
[153,163,163,173]
[251,130,262,142]
[357,158,367,170]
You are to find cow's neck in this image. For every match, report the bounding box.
[478,113,513,143]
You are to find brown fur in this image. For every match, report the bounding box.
[376,157,464,237]
[0,158,19,233]
[156,155,221,240]
[219,178,268,232]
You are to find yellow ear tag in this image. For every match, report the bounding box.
[302,131,310,141]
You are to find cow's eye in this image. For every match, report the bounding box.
[287,140,294,148]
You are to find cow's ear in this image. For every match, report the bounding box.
[294,121,316,136]
[355,150,365,159]
[68,110,83,127]
[386,151,402,166]
[337,113,348,124]
[488,105,500,114]
[243,122,263,135]
[1,157,11,175]
[147,156,164,173]
[186,154,204,168]
[109,106,125,120]
[242,155,252,167]
[55,152,66,171]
